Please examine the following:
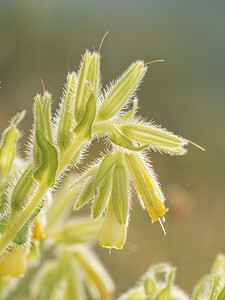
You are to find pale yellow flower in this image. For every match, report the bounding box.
[98,199,127,250]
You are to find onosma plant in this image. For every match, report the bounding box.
[0,34,218,300]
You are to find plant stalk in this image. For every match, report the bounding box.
[0,134,85,255]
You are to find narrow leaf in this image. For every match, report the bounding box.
[34,130,58,188]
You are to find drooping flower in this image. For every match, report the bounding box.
[98,198,127,250]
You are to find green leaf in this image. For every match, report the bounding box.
[0,111,25,176]
[112,161,128,224]
[11,165,36,213]
[34,130,58,188]
[57,73,76,153]
[74,92,96,139]
[119,123,187,155]
[109,125,148,151]
[96,61,146,121]
[75,52,99,124]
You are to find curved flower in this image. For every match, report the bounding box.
[125,153,168,223]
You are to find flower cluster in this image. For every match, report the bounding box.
[71,47,188,250]
[0,35,191,286]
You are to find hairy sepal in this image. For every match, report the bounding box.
[119,122,187,155]
[57,72,76,154]
[33,94,53,167]
[112,161,128,225]
[74,174,95,210]
[75,52,99,124]
[74,166,98,210]
[94,153,120,191]
[96,61,146,121]
[74,92,96,140]
[93,171,113,219]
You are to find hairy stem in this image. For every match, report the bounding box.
[0,134,85,255]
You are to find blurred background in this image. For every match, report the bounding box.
[0,0,225,297]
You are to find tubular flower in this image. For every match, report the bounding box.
[98,198,127,250]
[0,246,27,277]
[125,153,168,223]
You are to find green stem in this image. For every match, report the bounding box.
[0,184,47,254]
[0,134,85,255]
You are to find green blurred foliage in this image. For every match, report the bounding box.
[0,0,225,297]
